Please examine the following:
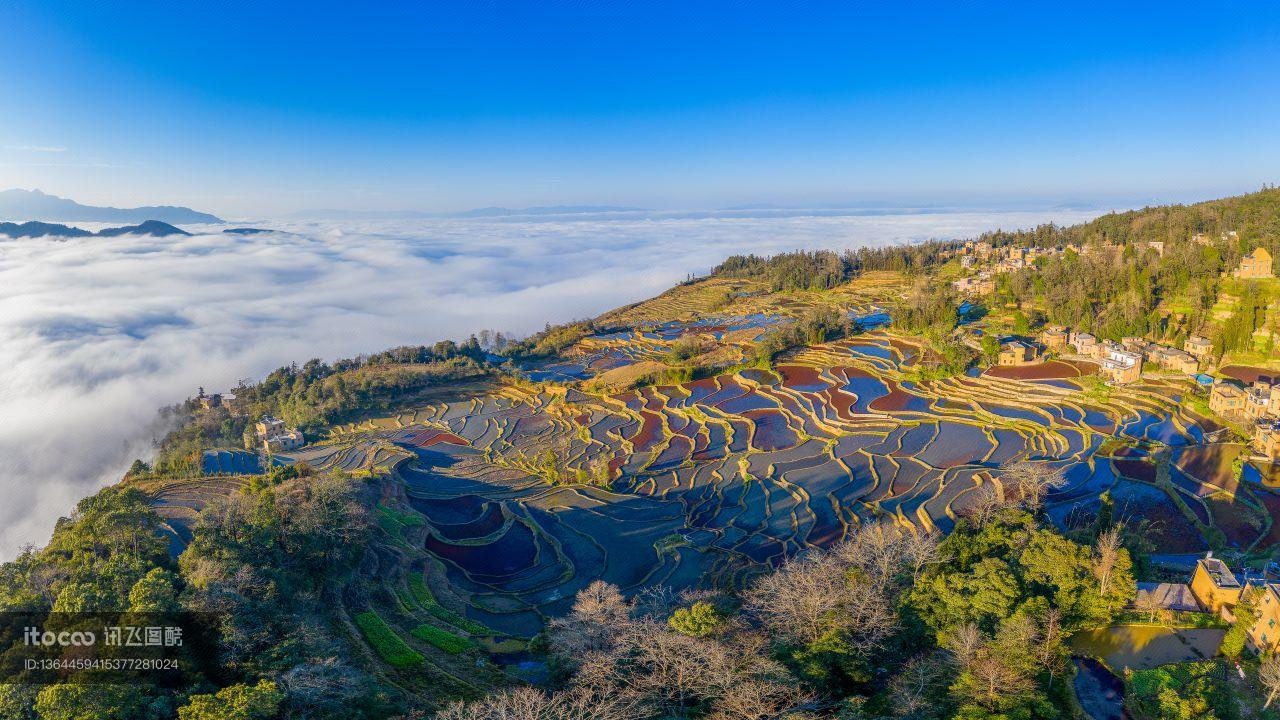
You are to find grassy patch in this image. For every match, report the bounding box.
[655,533,688,554]
[377,502,426,528]
[411,624,474,654]
[407,574,493,636]
[1079,375,1113,402]
[1183,392,1211,418]
[353,611,424,668]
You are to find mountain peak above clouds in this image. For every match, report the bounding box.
[0,189,222,224]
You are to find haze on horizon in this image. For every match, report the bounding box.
[0,2,1278,217]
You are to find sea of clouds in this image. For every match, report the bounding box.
[0,208,1102,559]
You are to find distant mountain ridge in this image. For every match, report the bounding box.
[0,189,222,224]
[0,219,190,238]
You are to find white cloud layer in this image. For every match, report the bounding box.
[0,209,1100,559]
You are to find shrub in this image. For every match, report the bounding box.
[668,601,723,637]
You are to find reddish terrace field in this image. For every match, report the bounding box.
[1220,365,1279,385]
[985,360,1098,380]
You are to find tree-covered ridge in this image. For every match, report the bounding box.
[694,189,1280,364]
[980,186,1280,253]
[0,471,403,720]
[966,187,1280,347]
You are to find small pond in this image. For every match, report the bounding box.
[1069,625,1224,672]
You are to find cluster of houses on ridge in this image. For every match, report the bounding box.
[950,235,1275,296]
[1020,326,1280,461]
[1137,553,1280,656]
[951,241,1071,295]
[986,322,1280,461]
[194,389,305,454]
[991,323,1210,385]
[196,387,240,414]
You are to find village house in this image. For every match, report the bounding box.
[255,414,305,453]
[1133,582,1201,612]
[1209,381,1247,416]
[1184,334,1214,360]
[1235,247,1275,280]
[255,415,286,438]
[1100,346,1142,384]
[1099,339,1127,359]
[1120,337,1151,356]
[997,339,1038,366]
[1038,325,1069,351]
[1247,382,1279,419]
[960,254,975,269]
[1189,554,1243,614]
[951,275,994,296]
[1254,418,1280,462]
[1149,345,1199,374]
[1180,553,1280,653]
[1069,332,1098,358]
[1142,240,1165,257]
[221,393,242,416]
[1246,583,1280,654]
[994,258,1025,273]
[264,428,305,453]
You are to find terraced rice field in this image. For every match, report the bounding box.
[130,476,251,551]
[245,327,1251,639]
[142,272,1276,648]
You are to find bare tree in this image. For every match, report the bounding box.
[902,528,946,583]
[1000,461,1066,512]
[1262,654,1280,709]
[549,580,635,656]
[945,622,1038,711]
[1093,524,1125,597]
[834,522,902,590]
[944,623,983,669]
[708,680,811,720]
[833,523,945,592]
[960,481,1007,526]
[279,657,366,716]
[435,686,643,720]
[568,615,806,719]
[1034,609,1068,691]
[964,651,1035,709]
[888,653,948,717]
[743,550,896,651]
[1133,587,1162,624]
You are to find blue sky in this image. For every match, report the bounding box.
[1,1,1278,216]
